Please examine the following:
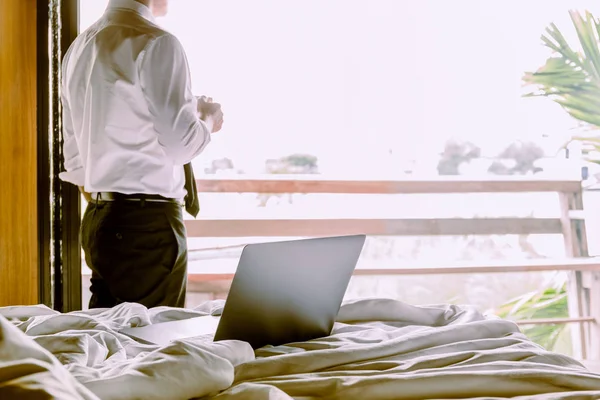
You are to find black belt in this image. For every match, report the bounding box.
[90,192,183,205]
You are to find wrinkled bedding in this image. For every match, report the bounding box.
[2,298,600,399]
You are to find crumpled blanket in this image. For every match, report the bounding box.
[2,299,600,399]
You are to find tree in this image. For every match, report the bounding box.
[204,158,237,174]
[265,154,319,174]
[488,141,545,175]
[258,153,319,206]
[522,10,600,162]
[437,140,481,175]
[517,11,600,350]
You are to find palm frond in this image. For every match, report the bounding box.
[496,284,569,351]
[523,10,600,130]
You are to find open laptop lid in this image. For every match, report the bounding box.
[214,234,366,349]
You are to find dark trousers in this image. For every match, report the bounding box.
[81,199,188,309]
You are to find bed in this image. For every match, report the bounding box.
[1,298,600,400]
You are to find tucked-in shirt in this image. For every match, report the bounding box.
[59,0,210,199]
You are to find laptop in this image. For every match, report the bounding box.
[120,234,366,349]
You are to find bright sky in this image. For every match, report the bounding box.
[80,0,600,175]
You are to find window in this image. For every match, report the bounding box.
[77,0,600,356]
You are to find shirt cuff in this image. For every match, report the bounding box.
[199,119,212,144]
[59,168,85,187]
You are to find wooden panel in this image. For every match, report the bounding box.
[0,0,38,306]
[196,176,581,194]
[185,217,563,237]
[185,257,600,283]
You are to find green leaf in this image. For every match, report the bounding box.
[495,281,569,351]
[507,291,538,316]
[523,10,600,132]
[570,11,600,82]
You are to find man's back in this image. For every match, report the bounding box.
[60,0,222,309]
[61,0,209,199]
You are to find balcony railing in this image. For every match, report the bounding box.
[183,175,600,360]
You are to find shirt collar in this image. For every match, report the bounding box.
[106,0,156,23]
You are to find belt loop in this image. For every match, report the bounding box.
[140,198,146,208]
[93,193,100,216]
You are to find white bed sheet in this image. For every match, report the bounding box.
[2,298,600,400]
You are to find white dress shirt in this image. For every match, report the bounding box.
[59,0,211,199]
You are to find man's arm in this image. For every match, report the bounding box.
[59,89,88,196]
[139,34,212,165]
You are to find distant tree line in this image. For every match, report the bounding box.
[437,140,545,176]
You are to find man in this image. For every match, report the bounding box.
[59,0,223,309]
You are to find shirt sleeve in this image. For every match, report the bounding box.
[58,89,85,187]
[139,34,211,165]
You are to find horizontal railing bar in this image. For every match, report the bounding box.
[188,273,234,282]
[514,317,595,325]
[195,176,582,194]
[182,257,600,281]
[184,218,563,237]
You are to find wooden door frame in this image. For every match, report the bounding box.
[59,0,82,312]
[37,0,82,311]
[37,0,52,307]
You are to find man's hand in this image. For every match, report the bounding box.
[197,96,224,133]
